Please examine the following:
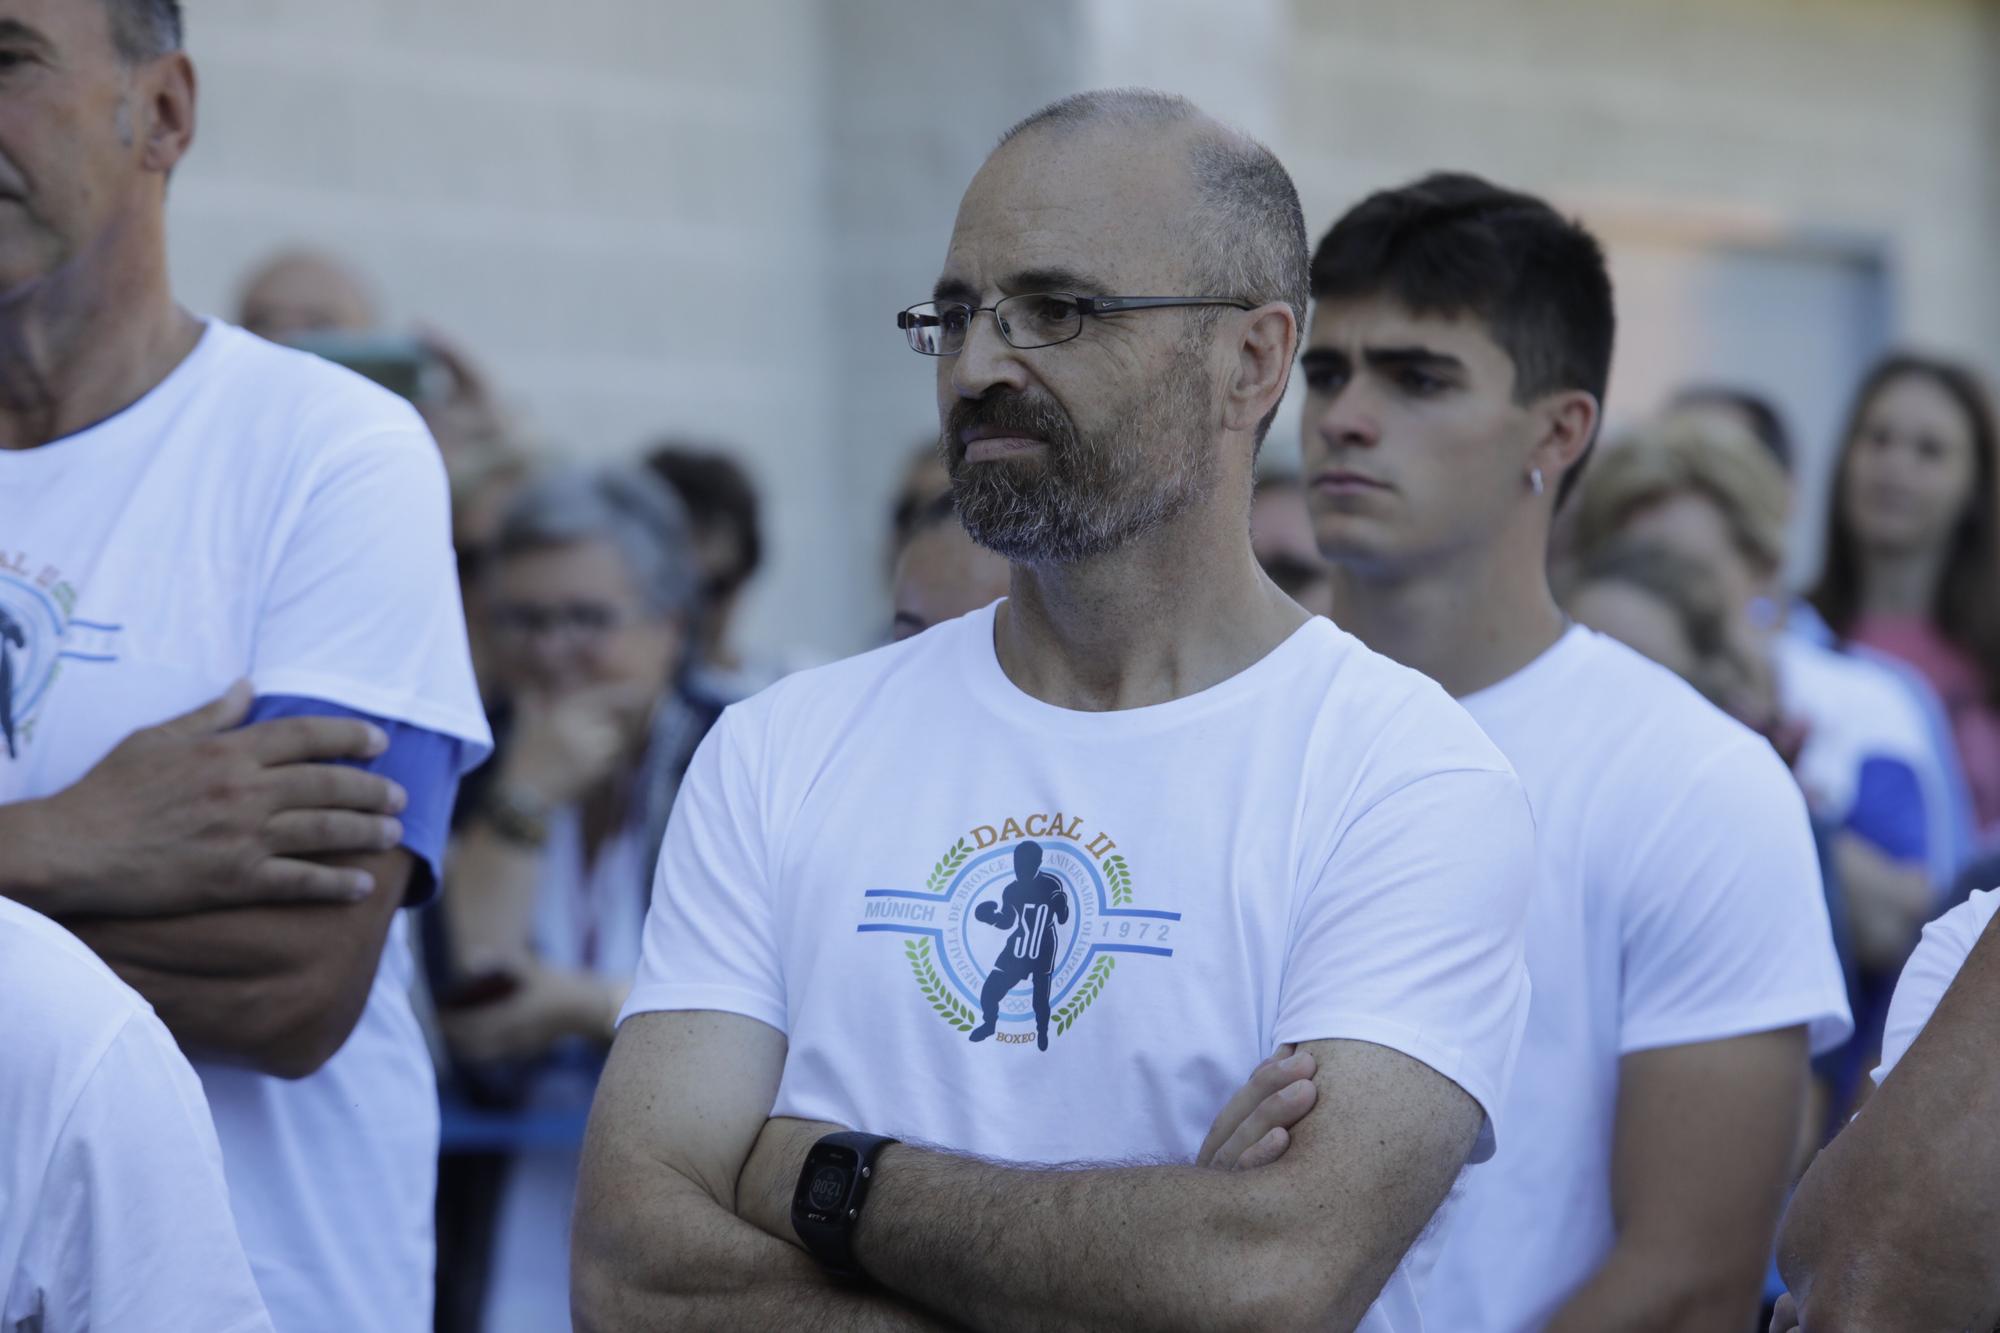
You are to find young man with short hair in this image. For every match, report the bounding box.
[1212,173,1851,1331]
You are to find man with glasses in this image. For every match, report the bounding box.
[576,89,1536,1332]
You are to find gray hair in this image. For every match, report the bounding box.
[998,89,1309,339]
[103,0,183,62]
[495,464,700,621]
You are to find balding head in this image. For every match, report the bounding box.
[928,90,1305,567]
[236,250,378,343]
[994,91,1307,343]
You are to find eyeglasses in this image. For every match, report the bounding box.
[488,600,633,647]
[897,292,1254,356]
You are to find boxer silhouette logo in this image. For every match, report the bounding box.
[968,841,1071,1050]
[856,817,1183,1049]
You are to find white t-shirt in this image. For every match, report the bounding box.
[1874,886,2000,1085]
[0,321,491,1332]
[0,897,272,1333]
[626,602,1537,1333]
[1775,632,1957,887]
[1424,627,1853,1333]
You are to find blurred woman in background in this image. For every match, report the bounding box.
[438,464,718,1332]
[1808,354,2000,848]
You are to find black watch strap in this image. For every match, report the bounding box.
[791,1131,899,1282]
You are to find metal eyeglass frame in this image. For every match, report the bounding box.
[896,293,1255,355]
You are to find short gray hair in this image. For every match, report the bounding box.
[103,0,182,62]
[495,464,700,620]
[998,89,1309,336]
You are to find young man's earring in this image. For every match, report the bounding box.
[1528,467,1546,497]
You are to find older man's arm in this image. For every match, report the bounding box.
[736,1036,1481,1333]
[571,1010,955,1332]
[64,848,413,1079]
[1777,908,2000,1330]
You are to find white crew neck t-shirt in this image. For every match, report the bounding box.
[1424,626,1853,1332]
[625,602,1538,1333]
[0,321,491,1332]
[1874,886,2000,1085]
[0,897,271,1333]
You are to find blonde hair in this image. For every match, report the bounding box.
[1572,415,1790,574]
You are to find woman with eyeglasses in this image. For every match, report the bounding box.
[435,464,722,1332]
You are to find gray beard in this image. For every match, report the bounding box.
[948,347,1217,565]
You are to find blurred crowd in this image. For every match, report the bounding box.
[240,241,2000,1330]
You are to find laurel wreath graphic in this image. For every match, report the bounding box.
[905,938,977,1031]
[926,838,972,894]
[1054,956,1115,1036]
[1102,853,1133,906]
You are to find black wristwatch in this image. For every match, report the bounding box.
[791,1131,899,1282]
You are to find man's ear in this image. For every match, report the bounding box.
[1222,302,1298,437]
[137,52,198,177]
[1531,389,1600,496]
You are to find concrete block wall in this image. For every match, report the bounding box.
[167,0,2000,660]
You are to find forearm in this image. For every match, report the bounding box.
[442,822,545,970]
[861,1145,1326,1332]
[573,1144,949,1330]
[742,1121,1335,1333]
[1780,1109,2000,1325]
[1780,945,2000,1324]
[1835,833,1932,969]
[0,798,76,913]
[66,903,373,1076]
[62,851,403,1078]
[1543,1242,1761,1333]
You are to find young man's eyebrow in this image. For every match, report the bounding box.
[1363,345,1468,374]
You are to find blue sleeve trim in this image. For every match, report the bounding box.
[242,694,477,908]
[1846,755,1929,865]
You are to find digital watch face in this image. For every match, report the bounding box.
[798,1147,856,1219]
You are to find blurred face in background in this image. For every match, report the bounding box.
[489,538,683,743]
[0,0,184,294]
[1611,489,1771,617]
[1299,297,1540,576]
[1567,578,1702,682]
[1250,482,1334,617]
[236,252,377,343]
[932,123,1226,563]
[1567,568,1771,733]
[1841,371,1979,559]
[891,519,1011,641]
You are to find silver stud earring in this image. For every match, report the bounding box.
[1529,467,1545,496]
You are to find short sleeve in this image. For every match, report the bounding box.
[1873,889,2000,1085]
[621,708,787,1032]
[1274,766,1536,1164]
[1619,738,1853,1056]
[249,419,490,755]
[13,1012,273,1333]
[1846,754,1929,865]
[242,694,478,908]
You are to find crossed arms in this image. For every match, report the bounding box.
[571,1010,1484,1333]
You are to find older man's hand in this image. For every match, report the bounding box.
[9,681,406,916]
